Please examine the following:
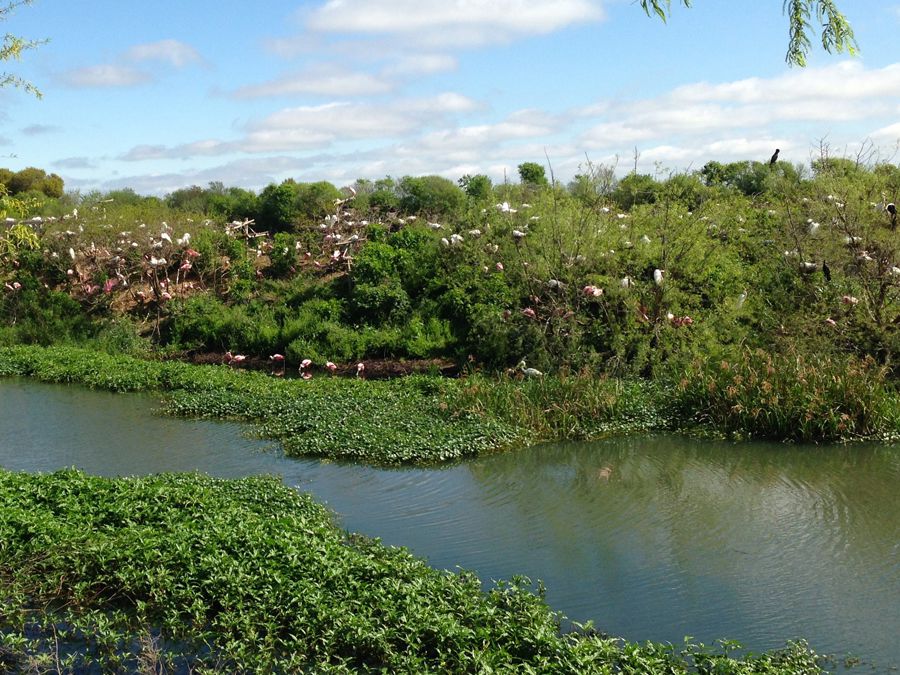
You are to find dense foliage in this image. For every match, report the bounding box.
[2,155,900,441]
[0,468,826,673]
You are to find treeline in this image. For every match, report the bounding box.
[2,156,899,403]
[15,156,896,230]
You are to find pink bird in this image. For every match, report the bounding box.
[521,307,537,320]
[300,358,313,370]
[269,353,285,362]
[103,278,118,294]
[185,248,201,258]
[225,351,246,365]
[496,262,504,271]
[356,362,366,378]
[301,371,313,380]
[582,285,603,297]
[325,361,337,374]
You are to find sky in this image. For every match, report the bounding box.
[2,0,900,196]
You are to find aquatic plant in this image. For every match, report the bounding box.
[0,468,826,673]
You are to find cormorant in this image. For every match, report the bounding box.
[888,202,897,229]
[769,148,780,165]
[822,261,831,282]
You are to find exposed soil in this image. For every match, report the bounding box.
[175,352,460,379]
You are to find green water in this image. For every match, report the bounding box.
[1,378,898,669]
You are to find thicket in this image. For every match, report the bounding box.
[2,155,900,441]
[0,468,826,673]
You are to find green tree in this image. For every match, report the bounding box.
[294,181,342,223]
[7,166,45,194]
[641,0,856,66]
[257,181,299,232]
[1,1,45,97]
[517,162,549,188]
[458,174,493,201]
[397,175,463,219]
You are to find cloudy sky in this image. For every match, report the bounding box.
[3,0,900,195]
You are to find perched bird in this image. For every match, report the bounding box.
[269,353,285,362]
[822,261,831,282]
[769,148,780,165]
[888,202,897,229]
[325,361,337,374]
[356,362,366,378]
[653,269,664,286]
[517,360,543,378]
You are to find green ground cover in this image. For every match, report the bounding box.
[0,469,825,673]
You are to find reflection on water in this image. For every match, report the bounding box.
[1,378,898,668]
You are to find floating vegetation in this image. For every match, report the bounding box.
[0,469,826,673]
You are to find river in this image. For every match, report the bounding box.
[1,378,898,669]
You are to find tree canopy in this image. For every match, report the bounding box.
[640,0,857,67]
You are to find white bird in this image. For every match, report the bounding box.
[620,276,632,289]
[512,230,527,240]
[653,269,664,286]
[517,360,543,378]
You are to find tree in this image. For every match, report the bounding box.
[458,174,493,201]
[397,175,464,219]
[1,1,45,97]
[641,0,856,67]
[517,162,549,188]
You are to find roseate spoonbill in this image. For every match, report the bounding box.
[325,361,337,374]
[269,354,285,362]
[356,362,366,378]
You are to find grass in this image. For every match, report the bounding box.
[2,345,898,470]
[0,468,826,673]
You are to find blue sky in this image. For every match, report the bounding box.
[3,0,900,195]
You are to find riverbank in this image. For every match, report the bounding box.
[0,468,825,673]
[2,345,899,467]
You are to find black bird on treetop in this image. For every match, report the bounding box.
[769,149,780,165]
[888,202,897,229]
[822,260,831,282]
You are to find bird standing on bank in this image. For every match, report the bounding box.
[517,360,543,378]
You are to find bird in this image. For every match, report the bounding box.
[325,361,337,374]
[769,148,780,165]
[653,269,664,286]
[822,261,831,282]
[517,360,543,378]
[356,362,366,378]
[269,353,285,362]
[887,203,897,229]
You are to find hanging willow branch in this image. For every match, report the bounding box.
[639,0,857,67]
[1,0,45,98]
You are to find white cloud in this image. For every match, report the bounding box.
[59,39,202,89]
[232,65,392,98]
[125,39,203,68]
[383,53,457,77]
[60,64,151,88]
[120,93,481,160]
[870,121,900,143]
[306,0,605,47]
[53,157,96,170]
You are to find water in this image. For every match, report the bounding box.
[1,378,898,669]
